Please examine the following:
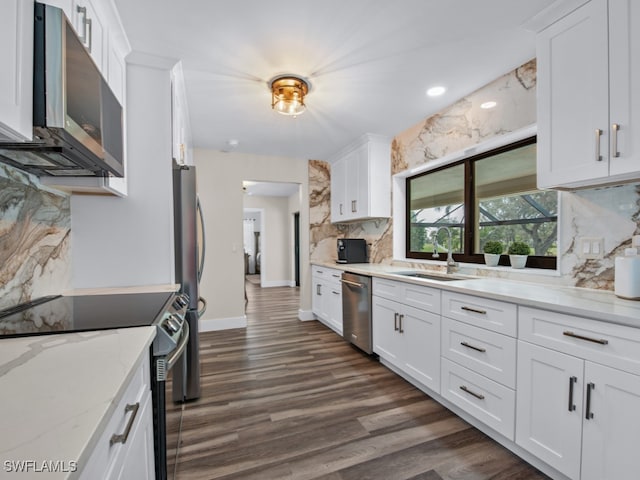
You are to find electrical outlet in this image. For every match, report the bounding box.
[579,237,604,259]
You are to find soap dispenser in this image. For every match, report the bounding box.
[615,235,640,300]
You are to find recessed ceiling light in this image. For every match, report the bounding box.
[480,101,497,109]
[426,86,446,97]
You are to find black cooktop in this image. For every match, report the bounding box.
[0,292,174,339]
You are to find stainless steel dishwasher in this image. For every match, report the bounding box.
[341,272,373,354]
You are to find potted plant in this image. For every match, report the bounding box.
[482,240,503,267]
[508,241,530,269]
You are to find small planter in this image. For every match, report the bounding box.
[509,254,528,269]
[484,253,501,267]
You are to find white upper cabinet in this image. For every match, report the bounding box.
[171,62,192,165]
[0,0,34,141]
[536,0,640,189]
[330,134,391,222]
[73,0,105,72]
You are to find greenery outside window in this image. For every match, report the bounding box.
[406,136,557,269]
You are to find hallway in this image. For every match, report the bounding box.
[172,281,548,480]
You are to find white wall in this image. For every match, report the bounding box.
[244,195,293,287]
[70,59,175,288]
[195,149,310,330]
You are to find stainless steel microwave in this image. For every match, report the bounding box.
[0,2,124,177]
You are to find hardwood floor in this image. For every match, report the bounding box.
[172,281,550,480]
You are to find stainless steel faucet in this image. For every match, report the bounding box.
[432,227,458,273]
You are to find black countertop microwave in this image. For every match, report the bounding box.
[0,2,124,177]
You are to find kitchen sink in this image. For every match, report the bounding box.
[392,271,467,282]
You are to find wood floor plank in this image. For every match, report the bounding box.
[172,281,550,480]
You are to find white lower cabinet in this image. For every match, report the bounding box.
[372,295,440,392]
[516,307,640,480]
[79,354,155,480]
[311,265,343,335]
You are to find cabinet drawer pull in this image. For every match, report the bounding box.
[612,123,620,158]
[568,376,577,412]
[351,200,357,213]
[595,128,603,161]
[460,306,487,315]
[316,284,321,296]
[332,274,340,278]
[394,313,399,332]
[332,290,340,295]
[339,203,343,215]
[460,341,486,353]
[110,402,140,446]
[459,385,485,400]
[398,314,404,334]
[586,382,595,420]
[562,331,609,345]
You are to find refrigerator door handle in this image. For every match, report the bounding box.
[197,296,207,317]
[196,197,206,283]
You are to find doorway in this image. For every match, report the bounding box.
[294,212,300,287]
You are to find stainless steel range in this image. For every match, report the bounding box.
[0,290,190,480]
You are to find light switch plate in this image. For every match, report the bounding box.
[579,237,604,259]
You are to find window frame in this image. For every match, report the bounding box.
[405,135,557,270]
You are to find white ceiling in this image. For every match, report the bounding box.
[114,0,554,161]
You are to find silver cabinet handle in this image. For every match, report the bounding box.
[398,314,404,333]
[568,376,577,412]
[612,123,620,158]
[595,128,603,161]
[460,341,486,353]
[460,306,487,315]
[86,17,92,53]
[339,203,343,215]
[76,6,92,52]
[586,382,595,419]
[332,274,340,278]
[110,403,140,446]
[394,312,399,332]
[563,331,609,345]
[332,290,340,295]
[351,200,357,213]
[316,284,321,296]
[459,385,484,400]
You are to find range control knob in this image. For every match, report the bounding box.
[164,315,182,334]
[173,293,189,309]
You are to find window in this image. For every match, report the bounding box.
[406,136,557,269]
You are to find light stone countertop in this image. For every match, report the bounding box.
[313,262,640,329]
[0,327,156,479]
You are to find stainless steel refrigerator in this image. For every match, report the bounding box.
[172,162,206,401]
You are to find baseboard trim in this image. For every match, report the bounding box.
[298,309,315,321]
[200,315,247,332]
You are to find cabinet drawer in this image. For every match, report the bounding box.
[79,354,151,479]
[311,265,342,285]
[441,317,516,388]
[519,306,640,376]
[441,358,515,440]
[442,291,516,336]
[373,277,440,314]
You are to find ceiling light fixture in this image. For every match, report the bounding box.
[480,101,497,109]
[269,75,309,117]
[426,86,446,97]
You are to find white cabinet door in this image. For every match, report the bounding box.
[330,158,346,222]
[0,0,33,141]
[326,282,343,335]
[608,0,640,177]
[536,0,609,189]
[515,341,583,480]
[112,391,155,480]
[401,304,440,392]
[344,149,359,220]
[372,296,402,364]
[352,143,369,219]
[312,277,326,319]
[581,362,640,480]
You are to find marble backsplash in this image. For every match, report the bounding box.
[0,165,71,309]
[308,58,640,291]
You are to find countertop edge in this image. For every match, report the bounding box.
[311,262,640,328]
